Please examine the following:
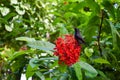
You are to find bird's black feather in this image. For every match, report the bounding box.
[74,28,85,44]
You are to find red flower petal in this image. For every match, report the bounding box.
[54,34,81,66]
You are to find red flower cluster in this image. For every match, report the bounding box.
[54,35,81,66]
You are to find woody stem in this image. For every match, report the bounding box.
[98,10,104,57]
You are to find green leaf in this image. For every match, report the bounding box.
[84,16,99,41]
[107,20,118,49]
[58,64,67,73]
[35,71,45,80]
[79,61,98,78]
[1,48,14,58]
[73,62,82,80]
[57,23,68,36]
[29,58,39,68]
[0,18,8,24]
[85,70,96,78]
[9,50,33,61]
[26,64,37,79]
[68,66,78,80]
[4,12,17,20]
[84,48,93,57]
[116,7,120,21]
[64,12,77,19]
[27,41,55,51]
[9,51,26,61]
[51,12,66,24]
[16,37,55,51]
[29,57,58,68]
[11,55,27,72]
[97,70,108,79]
[115,23,120,38]
[67,0,83,2]
[102,1,115,19]
[38,57,58,61]
[60,73,68,80]
[16,37,36,42]
[93,58,110,64]
[86,0,100,14]
[26,58,45,79]
[59,26,68,36]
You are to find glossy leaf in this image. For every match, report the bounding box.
[102,1,115,19]
[27,41,55,51]
[59,25,68,36]
[60,73,68,80]
[93,58,110,64]
[35,71,45,80]
[84,48,93,57]
[79,61,98,78]
[107,20,118,49]
[9,51,28,61]
[26,64,37,79]
[73,62,82,80]
[16,37,36,42]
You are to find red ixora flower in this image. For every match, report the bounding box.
[54,34,81,66]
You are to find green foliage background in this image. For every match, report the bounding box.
[0,0,120,80]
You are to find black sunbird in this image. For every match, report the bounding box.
[74,28,85,44]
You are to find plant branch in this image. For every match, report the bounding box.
[98,10,104,57]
